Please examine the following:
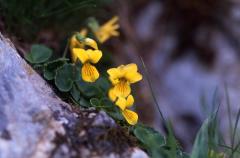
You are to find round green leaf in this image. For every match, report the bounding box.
[44,69,54,80]
[70,84,81,101]
[96,77,111,92]
[25,44,53,64]
[100,98,114,107]
[43,58,69,80]
[90,98,100,107]
[105,106,124,121]
[79,97,91,107]
[55,64,75,92]
[76,80,100,97]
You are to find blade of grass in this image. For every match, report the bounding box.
[230,108,240,158]
[166,122,177,158]
[232,141,240,156]
[232,108,240,147]
[219,144,240,154]
[139,56,166,126]
[211,87,219,114]
[225,84,233,144]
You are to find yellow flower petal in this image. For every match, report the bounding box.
[123,63,138,73]
[72,48,89,64]
[105,16,119,26]
[122,109,138,125]
[110,30,120,36]
[126,95,134,108]
[84,38,98,50]
[111,23,120,30]
[87,50,102,64]
[96,32,108,43]
[107,68,122,84]
[108,88,117,102]
[108,63,142,86]
[109,77,119,85]
[125,72,143,84]
[70,29,88,50]
[70,35,81,49]
[70,36,84,62]
[113,80,131,97]
[81,63,99,82]
[115,97,127,110]
[107,68,120,77]
[71,48,77,63]
[94,16,119,43]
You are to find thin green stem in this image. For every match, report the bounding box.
[139,56,166,125]
[95,105,111,108]
[230,108,240,158]
[219,144,240,154]
[232,141,240,156]
[62,38,70,58]
[225,84,233,145]
[233,109,240,147]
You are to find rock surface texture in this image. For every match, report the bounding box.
[0,34,148,158]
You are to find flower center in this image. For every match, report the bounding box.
[114,78,130,97]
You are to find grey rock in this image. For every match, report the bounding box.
[0,34,148,158]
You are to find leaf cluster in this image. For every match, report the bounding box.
[25,44,123,122]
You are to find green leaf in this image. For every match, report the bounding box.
[43,58,69,80]
[79,97,91,107]
[90,98,100,107]
[191,108,220,158]
[100,98,123,120]
[87,17,100,32]
[76,33,86,42]
[70,84,81,102]
[177,151,190,158]
[76,80,100,98]
[150,148,168,158]
[133,124,168,158]
[55,64,75,92]
[190,118,209,158]
[134,124,165,148]
[100,98,115,107]
[96,76,111,93]
[165,122,178,158]
[106,107,124,121]
[101,100,123,121]
[25,44,53,64]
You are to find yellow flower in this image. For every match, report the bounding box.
[115,95,138,125]
[70,28,99,63]
[71,37,99,63]
[108,87,117,102]
[107,63,142,99]
[93,16,119,43]
[70,28,88,50]
[72,47,102,82]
